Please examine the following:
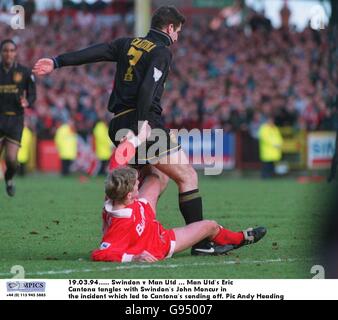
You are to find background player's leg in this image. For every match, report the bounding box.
[139,166,169,213]
[328,130,338,182]
[173,220,219,253]
[0,138,5,178]
[4,140,20,180]
[0,138,5,157]
[4,140,20,196]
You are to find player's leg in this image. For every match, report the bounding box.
[328,130,338,182]
[0,137,5,178]
[4,139,20,197]
[173,220,219,253]
[109,116,213,252]
[138,166,169,213]
[153,148,222,254]
[138,165,169,194]
[173,222,267,255]
[0,117,5,155]
[2,115,24,196]
[154,149,202,223]
[0,137,5,156]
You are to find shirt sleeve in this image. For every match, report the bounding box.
[92,217,134,263]
[26,70,36,108]
[92,250,134,263]
[136,47,172,122]
[53,38,127,68]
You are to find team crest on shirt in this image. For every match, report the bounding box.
[13,72,23,83]
[100,242,111,250]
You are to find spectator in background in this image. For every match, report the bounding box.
[54,119,77,176]
[258,116,283,179]
[0,0,13,10]
[93,113,112,176]
[249,9,272,33]
[249,111,263,139]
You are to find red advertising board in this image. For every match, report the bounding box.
[37,140,61,172]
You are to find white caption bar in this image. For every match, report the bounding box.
[1,279,338,300]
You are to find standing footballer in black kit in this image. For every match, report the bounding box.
[328,129,338,183]
[33,6,265,255]
[0,39,36,197]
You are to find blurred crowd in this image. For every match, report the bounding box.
[1,7,338,141]
[165,15,338,135]
[1,9,134,140]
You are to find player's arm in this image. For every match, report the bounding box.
[92,218,134,263]
[108,121,151,171]
[20,70,36,109]
[26,71,36,107]
[132,251,158,263]
[53,40,122,67]
[136,47,172,123]
[33,38,126,76]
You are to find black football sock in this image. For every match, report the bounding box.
[179,189,203,224]
[5,163,17,182]
[179,189,209,248]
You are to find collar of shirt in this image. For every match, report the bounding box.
[0,62,17,73]
[148,28,173,46]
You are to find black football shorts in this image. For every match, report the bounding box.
[0,114,24,146]
[109,108,181,166]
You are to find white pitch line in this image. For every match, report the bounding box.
[0,258,308,277]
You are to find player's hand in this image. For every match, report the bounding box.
[121,120,151,147]
[133,251,158,263]
[20,91,29,108]
[33,58,54,76]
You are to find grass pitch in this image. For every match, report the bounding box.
[0,174,330,279]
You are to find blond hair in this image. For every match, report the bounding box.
[105,167,138,202]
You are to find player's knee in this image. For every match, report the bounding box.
[204,220,219,234]
[210,220,220,233]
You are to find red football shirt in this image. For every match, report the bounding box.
[91,198,176,263]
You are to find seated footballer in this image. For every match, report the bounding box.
[91,166,267,263]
